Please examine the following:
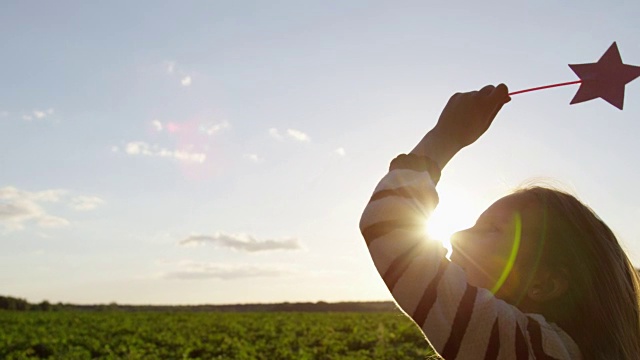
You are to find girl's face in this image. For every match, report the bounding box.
[450,194,543,302]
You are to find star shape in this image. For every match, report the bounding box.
[569,42,640,110]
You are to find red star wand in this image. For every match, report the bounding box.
[508,42,640,110]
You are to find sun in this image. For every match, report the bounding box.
[425,185,483,258]
[426,213,455,257]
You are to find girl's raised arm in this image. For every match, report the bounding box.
[360,85,581,359]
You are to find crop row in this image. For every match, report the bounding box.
[0,311,435,359]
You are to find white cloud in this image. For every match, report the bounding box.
[31,190,67,203]
[244,154,263,163]
[124,141,206,163]
[201,120,229,136]
[0,111,8,117]
[151,119,163,132]
[33,108,54,119]
[335,147,346,157]
[21,108,55,121]
[126,142,153,156]
[286,129,310,142]
[111,146,119,153]
[70,196,104,211]
[268,128,283,140]
[37,215,70,228]
[163,61,195,88]
[0,200,39,223]
[164,262,292,280]
[0,187,68,203]
[173,150,206,163]
[0,187,69,230]
[0,187,103,231]
[269,128,311,142]
[180,232,302,252]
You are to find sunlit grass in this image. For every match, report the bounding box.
[0,311,436,359]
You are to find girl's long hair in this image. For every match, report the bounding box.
[516,186,640,359]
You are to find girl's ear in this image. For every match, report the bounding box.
[527,267,569,303]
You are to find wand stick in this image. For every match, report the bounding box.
[508,80,583,96]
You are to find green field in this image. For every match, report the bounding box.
[0,311,436,359]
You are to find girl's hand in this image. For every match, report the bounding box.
[411,84,510,170]
[433,84,510,150]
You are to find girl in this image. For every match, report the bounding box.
[360,84,640,359]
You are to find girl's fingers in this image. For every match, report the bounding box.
[478,85,495,97]
[481,84,509,124]
[488,83,509,104]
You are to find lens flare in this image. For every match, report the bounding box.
[490,212,522,294]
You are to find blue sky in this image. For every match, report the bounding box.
[1,1,639,304]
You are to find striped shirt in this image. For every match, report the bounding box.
[359,168,582,359]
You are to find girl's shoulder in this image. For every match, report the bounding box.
[525,313,582,360]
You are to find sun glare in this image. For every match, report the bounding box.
[426,214,454,257]
[425,185,483,258]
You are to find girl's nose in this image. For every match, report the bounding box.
[450,228,473,250]
[449,229,471,267]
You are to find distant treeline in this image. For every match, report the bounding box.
[0,296,53,311]
[0,295,399,313]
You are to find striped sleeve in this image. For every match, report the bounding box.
[359,169,582,360]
